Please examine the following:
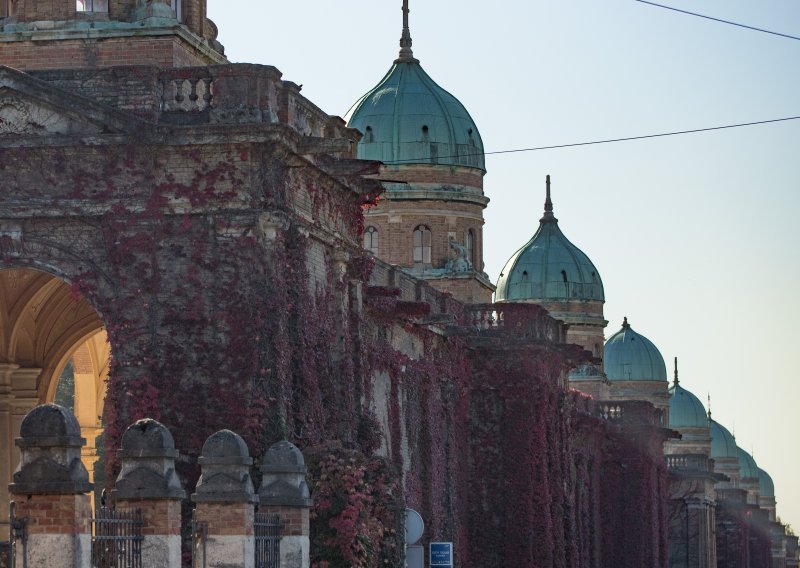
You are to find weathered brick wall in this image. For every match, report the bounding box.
[0,36,220,71]
[17,0,72,22]
[11,494,92,535]
[259,506,308,537]
[115,500,181,535]
[365,198,486,270]
[194,503,255,536]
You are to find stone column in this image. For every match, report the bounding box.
[8,403,93,568]
[258,441,313,568]
[0,363,19,540]
[192,430,258,568]
[10,367,42,470]
[110,419,185,568]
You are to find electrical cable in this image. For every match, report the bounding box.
[382,115,800,164]
[633,0,800,41]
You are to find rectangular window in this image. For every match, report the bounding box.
[175,0,182,22]
[77,0,108,12]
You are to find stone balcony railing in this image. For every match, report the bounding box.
[366,258,570,345]
[598,400,663,427]
[464,303,568,344]
[157,64,356,145]
[666,453,712,472]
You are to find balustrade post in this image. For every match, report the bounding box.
[192,430,258,568]
[8,404,93,568]
[258,441,313,568]
[110,418,185,568]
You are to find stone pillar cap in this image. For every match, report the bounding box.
[111,418,185,501]
[15,403,86,448]
[197,429,253,466]
[10,404,91,495]
[117,417,179,458]
[258,440,312,508]
[261,440,307,474]
[192,430,258,504]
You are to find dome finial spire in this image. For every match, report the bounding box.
[707,394,712,420]
[622,316,630,329]
[397,0,419,62]
[540,175,558,223]
[673,356,679,386]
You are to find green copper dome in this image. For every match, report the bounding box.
[605,318,667,381]
[710,420,738,459]
[668,383,708,428]
[737,447,759,480]
[758,468,775,497]
[496,177,604,302]
[344,13,484,171]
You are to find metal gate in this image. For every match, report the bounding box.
[254,512,281,568]
[91,507,143,568]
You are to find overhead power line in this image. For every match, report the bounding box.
[633,0,800,41]
[382,115,800,164]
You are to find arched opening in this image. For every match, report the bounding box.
[412,225,432,266]
[363,226,379,255]
[0,268,109,539]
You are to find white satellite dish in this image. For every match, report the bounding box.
[405,508,424,545]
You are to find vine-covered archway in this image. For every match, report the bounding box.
[0,267,109,538]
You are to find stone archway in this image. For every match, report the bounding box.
[0,268,108,539]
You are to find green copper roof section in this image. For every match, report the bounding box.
[737,447,759,480]
[710,419,738,459]
[605,318,667,381]
[345,63,485,170]
[668,362,708,427]
[344,3,484,171]
[496,176,604,302]
[758,467,775,497]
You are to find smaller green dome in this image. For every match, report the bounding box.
[737,447,759,480]
[495,177,604,303]
[758,468,775,497]
[605,318,667,381]
[710,420,738,459]
[668,384,708,428]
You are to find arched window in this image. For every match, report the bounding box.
[363,226,379,255]
[413,225,432,264]
[77,0,108,12]
[466,229,475,266]
[364,126,374,143]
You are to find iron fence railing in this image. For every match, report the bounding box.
[254,513,281,568]
[91,507,143,568]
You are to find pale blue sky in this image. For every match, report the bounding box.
[208,0,800,528]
